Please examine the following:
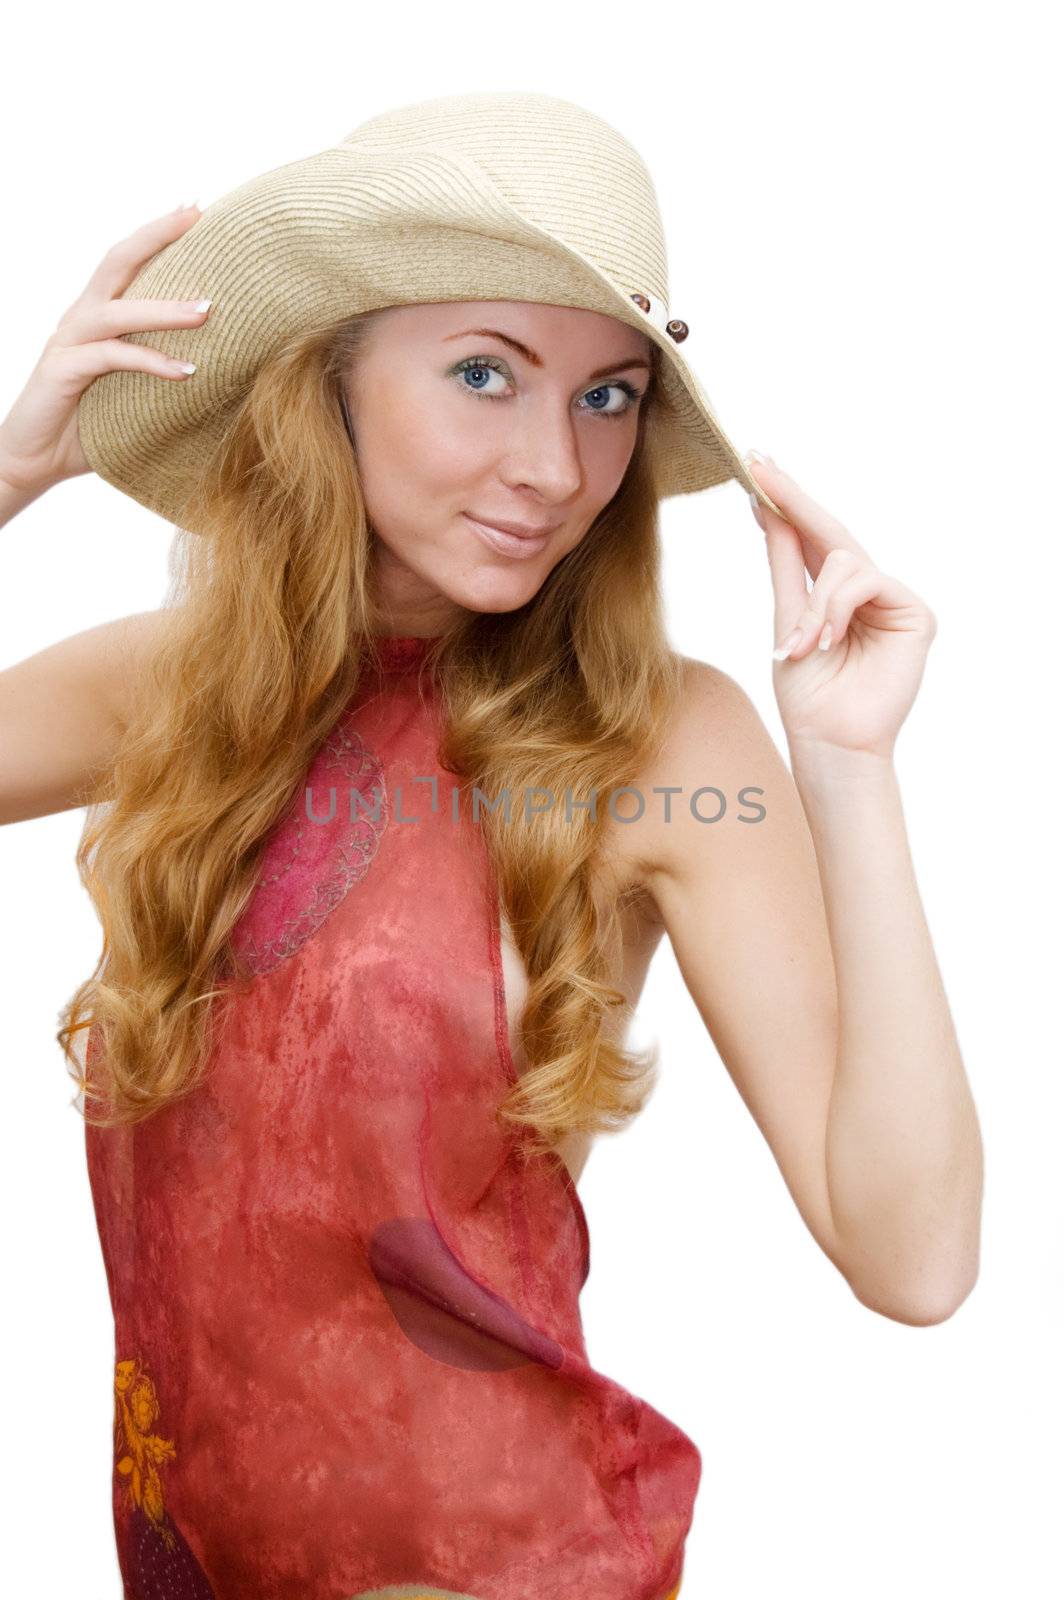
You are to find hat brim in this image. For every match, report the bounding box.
[77,143,785,528]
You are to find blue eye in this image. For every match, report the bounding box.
[450,356,644,421]
[454,358,509,399]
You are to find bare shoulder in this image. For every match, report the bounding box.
[0,608,175,826]
[665,652,768,751]
[599,652,787,903]
[666,654,780,791]
[95,608,175,732]
[34,607,174,737]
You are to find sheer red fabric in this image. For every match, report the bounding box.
[84,634,700,1599]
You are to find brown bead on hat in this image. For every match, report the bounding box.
[77,91,785,532]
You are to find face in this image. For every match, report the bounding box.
[342,300,653,635]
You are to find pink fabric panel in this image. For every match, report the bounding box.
[84,636,699,1598]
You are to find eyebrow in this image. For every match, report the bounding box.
[441,327,652,384]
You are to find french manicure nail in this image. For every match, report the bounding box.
[773,627,802,661]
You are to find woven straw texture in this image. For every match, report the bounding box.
[77,92,781,530]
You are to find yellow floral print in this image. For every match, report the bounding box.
[113,1356,177,1551]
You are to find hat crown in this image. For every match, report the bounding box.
[340,92,669,309]
[76,91,764,520]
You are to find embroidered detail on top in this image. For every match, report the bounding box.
[114,1355,218,1594]
[113,1357,177,1547]
[228,718,388,978]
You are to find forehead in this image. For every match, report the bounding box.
[373,300,652,362]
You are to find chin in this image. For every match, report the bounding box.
[451,583,545,619]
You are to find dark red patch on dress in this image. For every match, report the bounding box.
[370,1215,565,1371]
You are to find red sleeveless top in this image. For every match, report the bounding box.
[84,633,699,1599]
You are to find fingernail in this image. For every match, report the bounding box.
[175,200,199,213]
[773,627,802,660]
[744,449,768,465]
[818,623,833,651]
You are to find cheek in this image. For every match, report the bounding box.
[417,415,486,482]
[365,393,487,493]
[573,432,636,515]
[598,420,642,481]
[351,369,432,465]
[546,527,592,569]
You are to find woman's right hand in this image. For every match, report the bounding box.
[0,203,212,497]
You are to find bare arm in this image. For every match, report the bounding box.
[0,609,167,825]
[0,203,211,826]
[0,470,49,527]
[629,658,979,1326]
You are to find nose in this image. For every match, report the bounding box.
[499,401,585,504]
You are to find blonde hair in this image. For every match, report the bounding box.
[58,309,684,1161]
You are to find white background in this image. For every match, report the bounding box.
[2,2,1060,1595]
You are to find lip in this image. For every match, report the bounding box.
[462,512,557,558]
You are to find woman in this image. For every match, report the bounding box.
[0,92,982,1600]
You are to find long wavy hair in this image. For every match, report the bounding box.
[58,307,685,1161]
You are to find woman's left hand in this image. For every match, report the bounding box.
[746,452,937,762]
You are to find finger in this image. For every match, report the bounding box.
[773,548,864,660]
[54,295,213,350]
[748,456,870,565]
[43,335,199,392]
[762,513,811,640]
[76,205,202,309]
[815,566,928,651]
[811,568,887,655]
[751,482,836,588]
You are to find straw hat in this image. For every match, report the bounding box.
[77,91,784,530]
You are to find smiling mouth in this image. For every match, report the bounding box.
[465,513,560,539]
[462,513,558,559]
